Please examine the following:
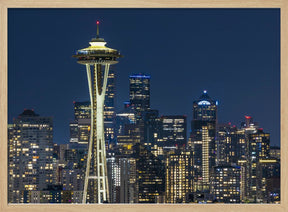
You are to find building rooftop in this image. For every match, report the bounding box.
[19,109,39,117]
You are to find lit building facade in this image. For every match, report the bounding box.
[269,146,280,160]
[159,115,187,149]
[246,128,270,202]
[133,143,165,203]
[107,153,137,203]
[216,123,246,166]
[190,90,217,191]
[115,105,136,137]
[129,74,150,120]
[212,165,241,203]
[8,109,54,203]
[165,151,193,203]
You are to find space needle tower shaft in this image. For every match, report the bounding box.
[73,21,122,203]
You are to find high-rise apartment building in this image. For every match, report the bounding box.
[8,109,54,203]
[190,90,217,191]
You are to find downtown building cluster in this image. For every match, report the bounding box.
[8,73,280,204]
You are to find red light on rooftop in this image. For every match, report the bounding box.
[96,20,100,25]
[245,115,251,119]
[228,122,231,125]
[73,101,76,104]
[259,128,263,131]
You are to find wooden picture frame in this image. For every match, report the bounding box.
[0,0,287,212]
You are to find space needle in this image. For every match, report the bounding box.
[73,21,122,203]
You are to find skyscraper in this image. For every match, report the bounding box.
[165,150,193,203]
[104,68,116,147]
[129,74,150,120]
[8,109,54,203]
[133,143,165,203]
[159,115,187,149]
[106,153,137,203]
[212,165,241,203]
[216,123,245,166]
[190,90,217,191]
[247,128,271,202]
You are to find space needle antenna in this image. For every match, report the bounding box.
[96,20,100,38]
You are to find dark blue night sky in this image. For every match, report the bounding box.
[8,9,280,146]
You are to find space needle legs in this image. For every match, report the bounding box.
[82,63,110,203]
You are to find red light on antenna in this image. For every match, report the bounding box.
[245,116,251,119]
[96,20,100,25]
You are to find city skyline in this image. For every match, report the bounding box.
[8,8,280,146]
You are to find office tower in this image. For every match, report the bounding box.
[8,109,54,203]
[70,89,116,147]
[73,21,122,203]
[115,103,136,137]
[159,115,187,149]
[270,146,280,160]
[104,68,116,147]
[52,144,69,186]
[129,74,150,120]
[28,187,83,203]
[116,117,141,156]
[74,101,91,120]
[133,143,165,203]
[246,128,271,202]
[69,102,91,145]
[107,153,137,203]
[263,160,280,203]
[212,165,241,203]
[60,147,87,192]
[259,158,280,203]
[165,150,193,203]
[139,110,161,150]
[61,167,84,191]
[69,118,90,146]
[106,152,119,203]
[117,157,137,203]
[216,123,246,166]
[190,90,217,191]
